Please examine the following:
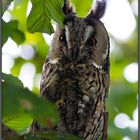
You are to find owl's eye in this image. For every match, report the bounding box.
[59,34,66,42]
[87,38,97,46]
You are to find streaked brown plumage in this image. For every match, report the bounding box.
[31,0,110,139]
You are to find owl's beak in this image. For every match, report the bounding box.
[68,47,80,62]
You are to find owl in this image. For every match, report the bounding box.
[32,0,110,140]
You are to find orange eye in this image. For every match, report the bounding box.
[87,38,97,46]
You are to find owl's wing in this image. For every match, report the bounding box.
[30,58,59,134]
[40,57,59,101]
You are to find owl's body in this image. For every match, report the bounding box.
[32,0,110,140]
[41,60,109,140]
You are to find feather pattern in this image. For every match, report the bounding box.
[31,0,110,139]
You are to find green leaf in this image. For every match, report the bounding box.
[71,0,93,17]
[45,0,64,26]
[2,73,59,129]
[2,73,23,88]
[2,20,15,45]
[27,0,64,34]
[2,20,25,45]
[10,29,26,45]
[3,113,32,134]
[27,2,54,34]
[10,0,28,31]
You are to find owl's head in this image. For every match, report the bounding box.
[50,0,110,71]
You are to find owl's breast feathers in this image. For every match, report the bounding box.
[40,57,110,139]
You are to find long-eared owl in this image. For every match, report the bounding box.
[32,0,110,139]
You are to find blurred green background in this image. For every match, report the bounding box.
[2,0,138,140]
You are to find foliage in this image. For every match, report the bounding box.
[2,19,25,45]
[27,0,64,34]
[2,0,138,140]
[2,73,59,135]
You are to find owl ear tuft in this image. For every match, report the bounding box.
[63,0,74,15]
[88,0,107,19]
